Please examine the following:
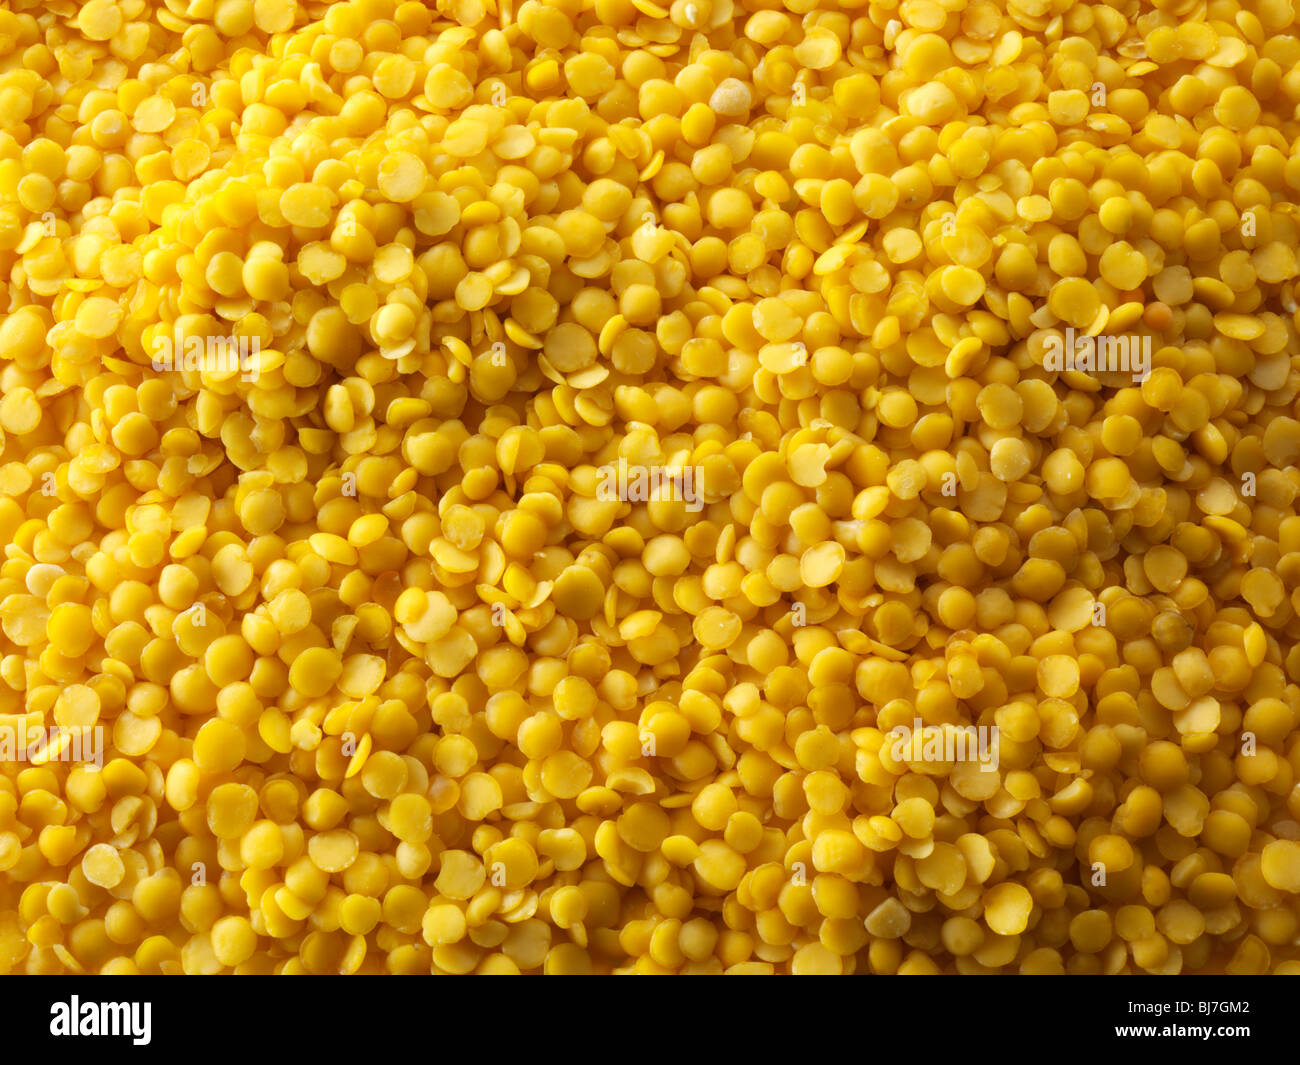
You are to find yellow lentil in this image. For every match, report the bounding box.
[0,0,1295,982]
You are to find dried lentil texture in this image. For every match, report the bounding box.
[0,0,1299,975]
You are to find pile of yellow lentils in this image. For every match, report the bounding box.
[0,0,1299,976]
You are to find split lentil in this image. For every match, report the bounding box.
[0,0,1298,977]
